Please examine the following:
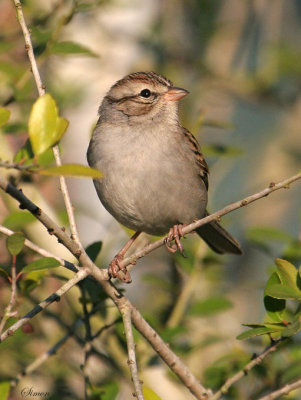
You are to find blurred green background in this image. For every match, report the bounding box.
[0,0,301,399]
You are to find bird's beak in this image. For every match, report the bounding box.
[163,87,189,101]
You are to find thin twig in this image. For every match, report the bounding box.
[0,225,79,273]
[256,378,301,400]
[121,305,144,400]
[13,0,45,96]
[13,0,81,246]
[52,145,82,244]
[80,284,93,399]
[0,160,36,171]
[0,255,18,334]
[0,268,88,342]
[210,339,284,400]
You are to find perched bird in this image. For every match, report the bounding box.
[87,72,242,282]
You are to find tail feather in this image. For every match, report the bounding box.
[196,219,242,255]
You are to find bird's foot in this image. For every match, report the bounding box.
[108,231,141,283]
[164,224,186,257]
[108,254,132,283]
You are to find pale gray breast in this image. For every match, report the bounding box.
[87,122,208,235]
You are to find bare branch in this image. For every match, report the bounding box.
[0,255,18,334]
[0,159,36,171]
[13,0,45,96]
[121,305,144,400]
[0,268,88,342]
[211,339,284,400]
[256,378,301,400]
[52,145,82,245]
[13,0,81,246]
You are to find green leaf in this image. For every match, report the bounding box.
[265,284,301,300]
[21,257,60,273]
[281,319,301,337]
[50,41,97,57]
[7,232,25,255]
[14,139,34,164]
[37,147,56,167]
[19,270,46,294]
[0,108,11,127]
[85,241,102,262]
[2,121,27,134]
[275,258,300,290]
[97,382,119,400]
[28,93,69,155]
[237,326,280,340]
[267,284,301,300]
[3,211,36,230]
[0,381,10,400]
[37,164,103,178]
[14,139,55,167]
[264,272,286,322]
[189,296,233,316]
[143,387,162,400]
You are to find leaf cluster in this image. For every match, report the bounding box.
[238,258,301,340]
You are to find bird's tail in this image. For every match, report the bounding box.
[196,214,242,255]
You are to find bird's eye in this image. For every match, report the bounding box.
[140,89,151,98]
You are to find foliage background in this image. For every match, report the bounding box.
[0,0,301,399]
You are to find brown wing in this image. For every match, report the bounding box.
[182,128,209,190]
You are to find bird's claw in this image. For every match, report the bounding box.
[108,255,132,283]
[164,224,187,257]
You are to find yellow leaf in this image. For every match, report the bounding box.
[143,387,163,400]
[38,164,103,178]
[28,94,69,155]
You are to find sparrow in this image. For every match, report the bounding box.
[87,72,242,282]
